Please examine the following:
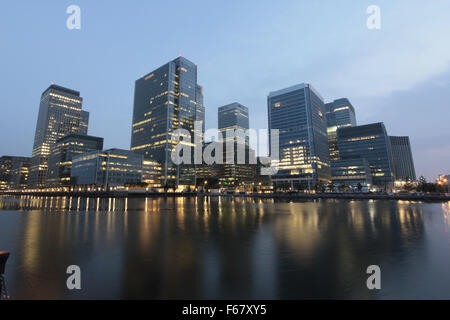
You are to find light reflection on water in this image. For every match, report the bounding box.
[0,196,450,299]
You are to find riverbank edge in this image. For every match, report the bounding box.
[1,191,449,202]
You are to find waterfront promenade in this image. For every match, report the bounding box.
[1,189,449,202]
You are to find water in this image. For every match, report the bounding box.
[0,196,449,299]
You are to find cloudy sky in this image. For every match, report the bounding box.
[0,0,449,180]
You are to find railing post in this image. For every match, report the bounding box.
[0,251,10,300]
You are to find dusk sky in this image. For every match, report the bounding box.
[0,0,449,180]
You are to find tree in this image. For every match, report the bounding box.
[404,181,414,192]
[417,176,427,192]
[357,183,362,192]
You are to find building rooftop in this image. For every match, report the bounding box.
[55,133,104,144]
[42,84,80,97]
[218,102,248,112]
[268,83,323,101]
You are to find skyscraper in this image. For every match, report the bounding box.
[337,122,394,188]
[195,85,205,138]
[218,102,249,141]
[268,83,330,190]
[28,84,89,188]
[130,57,203,187]
[217,103,255,187]
[325,98,357,161]
[389,136,416,181]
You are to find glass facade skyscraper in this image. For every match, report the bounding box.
[130,57,204,187]
[195,85,205,139]
[337,122,394,188]
[28,84,89,188]
[218,103,249,138]
[268,83,330,189]
[325,98,357,161]
[389,136,416,181]
[217,103,255,187]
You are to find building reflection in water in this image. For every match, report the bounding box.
[0,195,448,299]
[443,202,450,232]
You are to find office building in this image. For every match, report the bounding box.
[389,136,416,181]
[331,158,372,187]
[28,84,89,188]
[217,103,255,187]
[218,103,249,143]
[195,85,205,139]
[325,98,357,161]
[71,149,161,188]
[130,56,203,188]
[0,156,31,190]
[47,134,104,187]
[337,122,394,188]
[267,83,330,190]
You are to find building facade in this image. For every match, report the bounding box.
[218,102,249,142]
[267,83,330,190]
[47,134,104,187]
[130,56,204,188]
[331,158,372,188]
[325,98,357,161]
[0,156,31,190]
[389,136,416,181]
[71,149,161,188]
[217,103,255,187]
[28,84,89,188]
[337,122,394,189]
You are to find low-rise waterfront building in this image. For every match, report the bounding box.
[47,134,104,187]
[0,156,31,190]
[71,149,161,188]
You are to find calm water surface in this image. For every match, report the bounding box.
[0,196,449,299]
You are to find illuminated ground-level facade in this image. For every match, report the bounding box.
[331,158,372,188]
